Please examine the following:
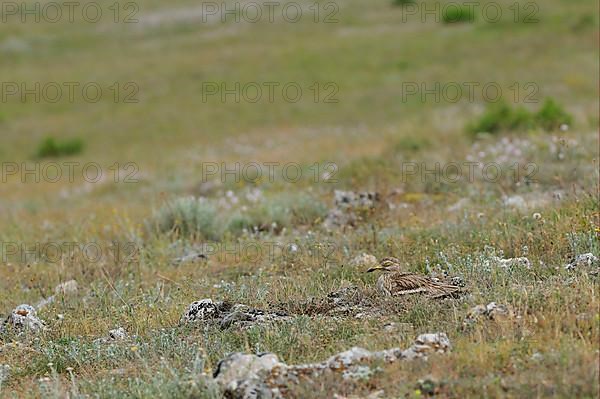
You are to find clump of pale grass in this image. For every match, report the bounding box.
[150,196,221,240]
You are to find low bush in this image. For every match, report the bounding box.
[442,5,476,23]
[466,98,573,136]
[466,101,533,136]
[535,98,573,131]
[35,137,84,158]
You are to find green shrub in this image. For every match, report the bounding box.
[152,196,221,240]
[467,98,574,136]
[467,101,533,135]
[572,14,597,32]
[535,98,573,131]
[35,137,84,158]
[442,5,475,23]
[392,0,415,6]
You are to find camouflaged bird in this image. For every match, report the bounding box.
[367,257,462,298]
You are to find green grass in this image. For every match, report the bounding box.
[467,98,574,136]
[35,137,84,159]
[392,0,415,6]
[442,4,476,24]
[467,101,534,136]
[0,0,598,397]
[536,98,574,131]
[151,196,221,240]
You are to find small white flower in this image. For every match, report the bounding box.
[532,212,542,220]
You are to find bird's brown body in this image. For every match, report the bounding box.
[368,257,462,298]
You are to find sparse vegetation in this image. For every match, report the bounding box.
[392,0,415,6]
[535,98,574,131]
[393,136,431,153]
[152,196,221,240]
[35,136,84,159]
[467,101,534,136]
[1,0,598,397]
[467,98,574,136]
[442,4,476,24]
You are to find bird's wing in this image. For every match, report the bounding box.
[426,279,462,298]
[389,273,430,295]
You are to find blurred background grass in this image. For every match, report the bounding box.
[0,1,598,396]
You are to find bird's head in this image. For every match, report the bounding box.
[366,257,403,273]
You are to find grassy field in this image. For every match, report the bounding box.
[0,0,598,397]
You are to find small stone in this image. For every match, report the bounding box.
[464,302,514,326]
[3,304,45,333]
[108,327,128,340]
[213,352,283,384]
[209,332,452,396]
[530,352,544,362]
[181,299,222,324]
[565,253,599,270]
[349,253,378,268]
[413,333,452,353]
[172,252,208,266]
[182,299,288,330]
[326,347,373,370]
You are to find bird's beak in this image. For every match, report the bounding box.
[366,266,382,273]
